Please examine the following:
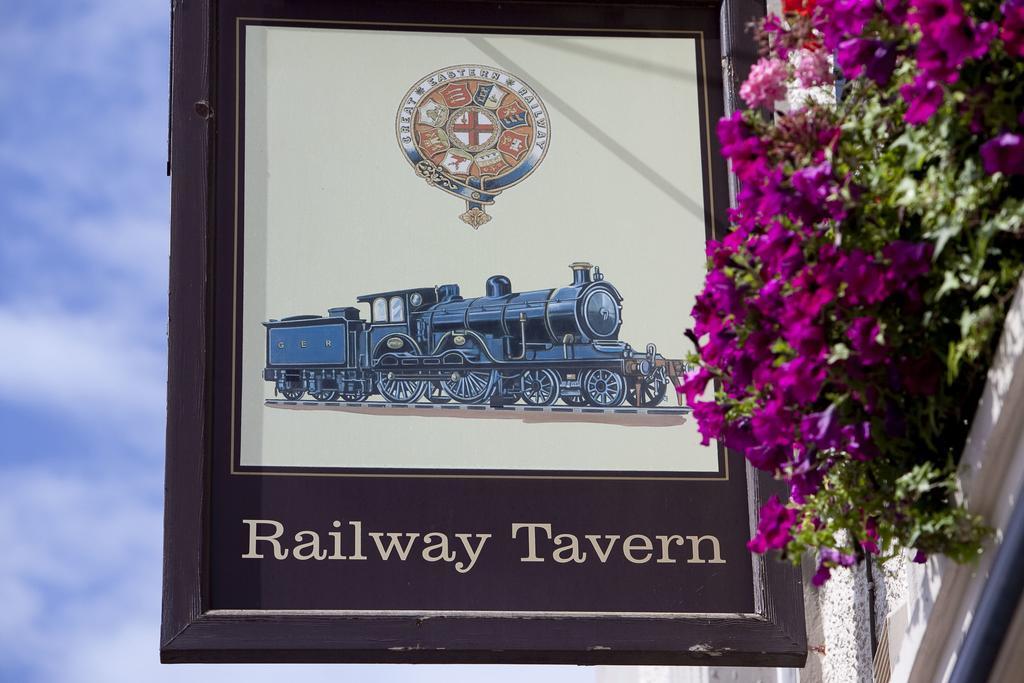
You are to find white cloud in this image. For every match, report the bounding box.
[0,304,166,445]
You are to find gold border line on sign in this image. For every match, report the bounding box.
[229,18,725,482]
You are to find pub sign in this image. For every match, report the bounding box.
[162,0,806,666]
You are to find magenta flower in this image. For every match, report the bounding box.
[692,400,726,446]
[812,547,857,585]
[777,356,828,404]
[862,518,881,554]
[916,18,996,82]
[883,241,933,281]
[883,0,910,22]
[747,496,797,553]
[837,249,887,306]
[717,112,767,181]
[837,39,898,86]
[739,57,788,108]
[901,76,945,124]
[980,133,1024,175]
[909,0,965,29]
[1002,0,1024,58]
[752,398,798,445]
[679,367,713,406]
[847,317,887,365]
[816,0,877,50]
[801,404,842,451]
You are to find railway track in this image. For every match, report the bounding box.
[265,399,689,424]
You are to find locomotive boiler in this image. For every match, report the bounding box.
[263,263,685,408]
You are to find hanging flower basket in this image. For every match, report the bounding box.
[684,0,1024,583]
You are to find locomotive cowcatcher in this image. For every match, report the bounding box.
[262,263,685,408]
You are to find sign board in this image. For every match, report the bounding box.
[162,0,806,666]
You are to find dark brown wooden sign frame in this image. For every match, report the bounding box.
[162,0,806,666]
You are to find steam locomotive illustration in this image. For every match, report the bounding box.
[262,263,685,408]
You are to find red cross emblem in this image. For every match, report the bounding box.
[448,108,497,150]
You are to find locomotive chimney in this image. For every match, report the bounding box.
[570,262,593,286]
[486,275,512,297]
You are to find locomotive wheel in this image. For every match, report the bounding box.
[280,388,305,401]
[442,370,496,404]
[376,373,427,403]
[626,378,667,407]
[427,382,451,404]
[341,392,368,402]
[521,369,560,406]
[582,369,626,407]
[310,389,339,401]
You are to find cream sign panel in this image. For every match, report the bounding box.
[238,27,716,473]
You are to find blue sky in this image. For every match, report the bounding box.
[0,2,597,680]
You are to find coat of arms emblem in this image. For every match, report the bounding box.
[396,65,550,228]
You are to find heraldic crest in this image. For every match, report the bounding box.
[396,65,550,229]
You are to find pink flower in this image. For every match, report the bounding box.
[794,49,834,88]
[740,57,789,108]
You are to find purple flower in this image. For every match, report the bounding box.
[746,444,790,472]
[778,355,828,404]
[910,0,964,29]
[752,398,797,445]
[883,240,933,281]
[980,133,1024,175]
[837,249,887,306]
[862,518,880,554]
[782,312,826,356]
[679,368,713,407]
[718,112,767,181]
[813,547,858,585]
[740,57,789,108]
[900,76,944,124]
[884,0,910,22]
[847,316,887,365]
[912,549,929,563]
[789,161,846,224]
[916,19,996,82]
[692,400,726,446]
[837,39,898,86]
[721,420,757,451]
[802,404,842,451]
[747,495,797,553]
[821,547,857,566]
[1002,0,1024,58]
[817,0,877,50]
[841,421,879,460]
